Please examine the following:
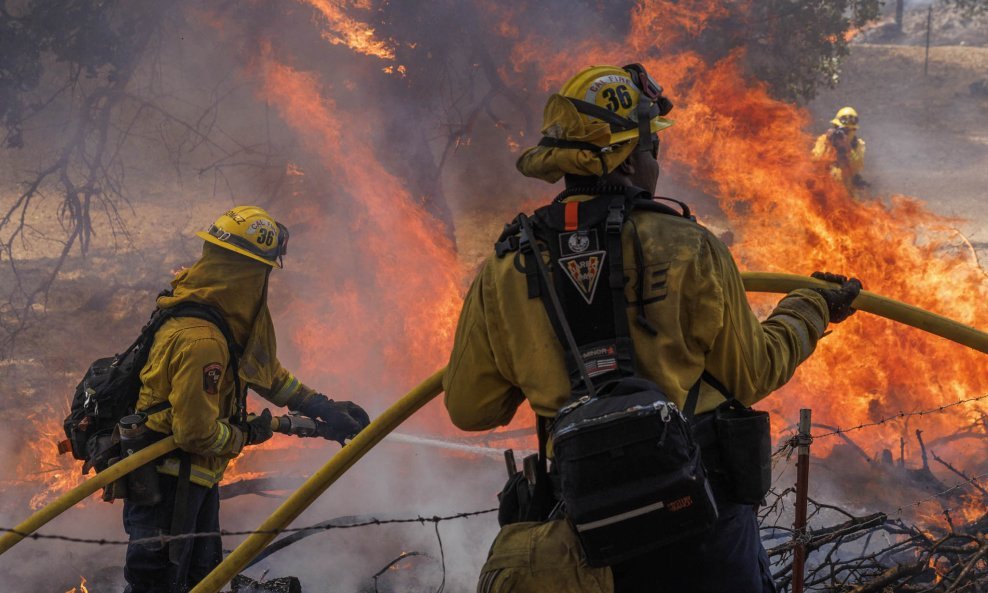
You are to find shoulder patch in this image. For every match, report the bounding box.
[202,362,223,395]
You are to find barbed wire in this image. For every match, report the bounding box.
[890,470,988,516]
[0,508,498,548]
[811,393,988,439]
[771,393,988,458]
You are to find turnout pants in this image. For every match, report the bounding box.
[122,474,222,593]
[610,500,777,593]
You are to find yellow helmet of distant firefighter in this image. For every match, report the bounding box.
[831,106,859,130]
[196,206,289,268]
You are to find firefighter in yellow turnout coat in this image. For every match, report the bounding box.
[812,106,867,195]
[123,206,370,593]
[444,66,862,593]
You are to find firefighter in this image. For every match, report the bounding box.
[122,206,371,593]
[812,106,868,194]
[443,65,862,593]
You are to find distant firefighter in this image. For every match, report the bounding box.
[813,106,868,193]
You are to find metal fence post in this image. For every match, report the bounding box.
[792,409,812,593]
[924,6,933,76]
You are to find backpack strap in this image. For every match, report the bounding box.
[603,195,637,375]
[158,302,246,425]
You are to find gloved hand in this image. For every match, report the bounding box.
[244,408,274,446]
[297,394,371,445]
[810,272,863,324]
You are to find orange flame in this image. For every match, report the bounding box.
[63,576,89,593]
[301,0,396,61]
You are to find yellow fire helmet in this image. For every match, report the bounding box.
[196,206,289,268]
[555,64,675,152]
[831,106,859,129]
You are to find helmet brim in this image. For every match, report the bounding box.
[196,231,282,268]
[610,116,674,145]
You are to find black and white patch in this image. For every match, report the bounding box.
[559,229,599,257]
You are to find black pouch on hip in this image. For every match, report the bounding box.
[714,399,772,505]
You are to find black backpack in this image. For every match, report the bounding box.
[496,186,719,566]
[62,298,242,475]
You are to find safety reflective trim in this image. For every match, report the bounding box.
[206,422,231,455]
[574,499,666,532]
[772,314,814,363]
[273,374,301,403]
[157,462,225,487]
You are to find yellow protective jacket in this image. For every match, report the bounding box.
[137,243,317,487]
[444,199,830,430]
[812,129,865,190]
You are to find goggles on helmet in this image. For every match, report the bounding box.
[623,63,662,102]
[838,114,859,126]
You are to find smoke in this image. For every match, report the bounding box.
[1,0,986,591]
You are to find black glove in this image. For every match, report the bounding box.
[810,272,863,324]
[297,394,371,444]
[244,408,274,446]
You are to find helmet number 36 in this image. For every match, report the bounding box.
[256,227,275,246]
[602,85,633,112]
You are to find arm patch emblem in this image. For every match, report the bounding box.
[202,363,223,395]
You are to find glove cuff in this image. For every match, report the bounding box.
[293,392,330,415]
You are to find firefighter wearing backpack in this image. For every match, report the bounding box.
[121,206,371,593]
[443,65,862,593]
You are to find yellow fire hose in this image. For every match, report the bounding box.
[741,273,988,354]
[0,414,297,555]
[2,273,986,586]
[189,367,446,593]
[0,436,179,555]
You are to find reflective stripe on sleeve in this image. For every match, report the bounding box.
[206,422,231,455]
[770,314,814,363]
[272,373,302,403]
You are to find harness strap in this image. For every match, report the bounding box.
[682,379,702,422]
[140,401,172,416]
[519,214,598,400]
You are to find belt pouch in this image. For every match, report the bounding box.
[714,400,771,504]
[118,413,163,506]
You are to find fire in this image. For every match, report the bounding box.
[14,0,988,531]
[301,0,396,61]
[501,1,988,464]
[20,413,87,510]
[250,42,464,410]
[63,576,89,593]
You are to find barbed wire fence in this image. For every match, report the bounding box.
[763,393,988,592]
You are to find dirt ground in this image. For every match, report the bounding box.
[808,43,988,259]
